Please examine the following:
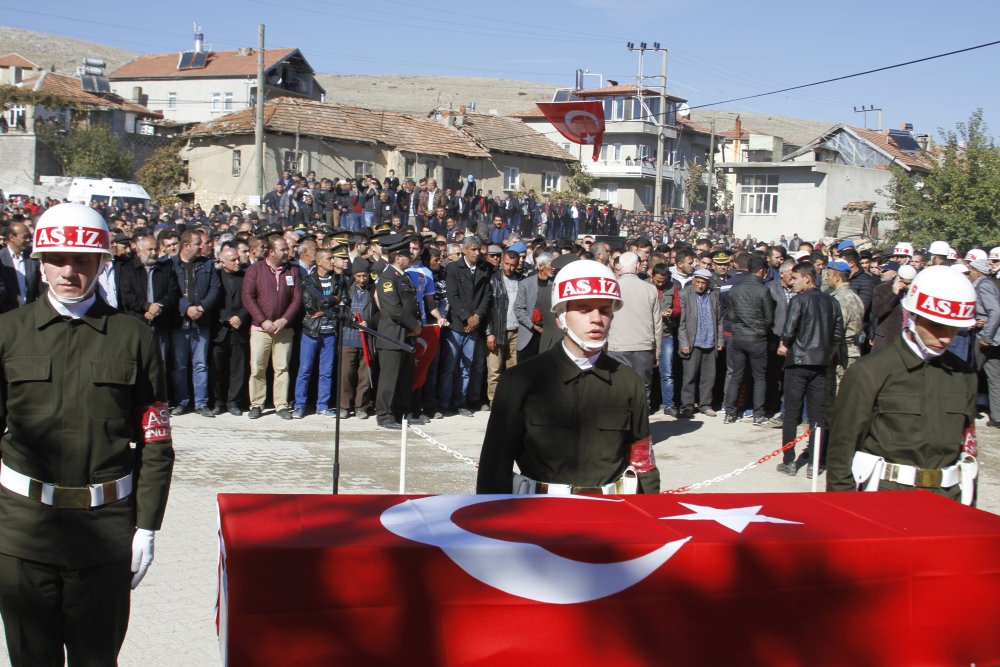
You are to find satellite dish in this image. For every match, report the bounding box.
[678,103,691,119]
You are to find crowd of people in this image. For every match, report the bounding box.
[1,181,992,483]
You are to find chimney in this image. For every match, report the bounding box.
[132,86,143,103]
[194,23,204,53]
[902,122,914,132]
[915,134,930,151]
[575,69,584,90]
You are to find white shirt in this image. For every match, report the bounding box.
[97,261,118,308]
[562,341,602,371]
[47,290,96,319]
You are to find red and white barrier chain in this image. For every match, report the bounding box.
[408,425,480,468]
[661,429,813,494]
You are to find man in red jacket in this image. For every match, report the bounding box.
[242,234,302,419]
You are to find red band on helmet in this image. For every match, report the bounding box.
[557,277,621,300]
[35,226,110,251]
[914,293,975,321]
[141,401,172,443]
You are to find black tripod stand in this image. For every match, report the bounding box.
[330,304,413,493]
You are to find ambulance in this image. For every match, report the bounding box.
[65,177,151,209]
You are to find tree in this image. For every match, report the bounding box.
[137,143,187,205]
[565,161,595,197]
[684,162,705,210]
[60,124,133,180]
[885,109,1000,249]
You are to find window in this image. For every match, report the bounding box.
[543,171,559,193]
[739,174,779,215]
[612,144,621,162]
[354,160,374,181]
[598,183,618,204]
[404,157,415,178]
[612,97,625,121]
[232,150,241,177]
[642,185,654,207]
[637,144,651,162]
[167,92,177,110]
[223,92,234,112]
[504,167,519,191]
[283,150,300,173]
[211,92,221,113]
[424,160,438,179]
[6,104,26,130]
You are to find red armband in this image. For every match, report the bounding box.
[962,424,977,457]
[141,402,173,443]
[628,436,656,473]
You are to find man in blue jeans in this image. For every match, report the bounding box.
[442,236,492,415]
[170,231,221,417]
[294,246,350,418]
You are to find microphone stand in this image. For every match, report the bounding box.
[332,304,413,494]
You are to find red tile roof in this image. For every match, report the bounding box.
[187,97,490,158]
[677,117,712,134]
[456,112,575,162]
[109,48,298,79]
[848,126,934,172]
[0,53,39,69]
[508,106,546,120]
[574,84,686,103]
[19,72,161,118]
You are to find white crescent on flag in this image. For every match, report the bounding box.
[380,494,691,605]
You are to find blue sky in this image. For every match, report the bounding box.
[3,0,997,139]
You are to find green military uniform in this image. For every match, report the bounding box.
[0,295,173,663]
[477,345,660,494]
[826,331,976,501]
[374,264,420,426]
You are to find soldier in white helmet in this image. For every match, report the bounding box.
[827,266,978,504]
[0,203,174,664]
[927,240,951,266]
[891,242,914,265]
[477,260,660,494]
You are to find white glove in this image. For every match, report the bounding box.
[130,528,156,590]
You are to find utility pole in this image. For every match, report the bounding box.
[853,105,883,131]
[255,24,265,213]
[627,41,668,222]
[705,119,715,229]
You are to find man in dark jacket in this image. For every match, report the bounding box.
[484,250,522,405]
[777,261,844,476]
[442,236,492,415]
[724,254,774,425]
[842,248,877,347]
[119,234,181,363]
[170,231,222,417]
[0,219,42,312]
[211,245,250,415]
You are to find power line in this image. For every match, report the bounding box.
[689,38,1000,110]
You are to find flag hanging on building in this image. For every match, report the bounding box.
[536,101,605,161]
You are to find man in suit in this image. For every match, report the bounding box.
[211,245,250,416]
[442,236,492,415]
[119,234,181,364]
[0,219,42,312]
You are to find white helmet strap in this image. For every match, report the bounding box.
[557,310,607,353]
[905,318,946,359]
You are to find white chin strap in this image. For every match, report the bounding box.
[41,256,106,304]
[557,311,607,353]
[906,318,946,359]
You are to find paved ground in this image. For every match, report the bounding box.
[1,408,997,666]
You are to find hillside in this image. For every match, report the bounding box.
[0,26,138,76]
[0,26,560,114]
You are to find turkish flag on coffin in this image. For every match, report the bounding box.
[536,101,606,161]
[217,492,1000,667]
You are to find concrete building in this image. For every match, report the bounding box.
[0,53,42,86]
[719,123,934,243]
[108,30,324,126]
[512,83,690,214]
[180,97,574,206]
[0,70,163,198]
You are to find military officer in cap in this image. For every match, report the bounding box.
[709,250,732,291]
[477,259,660,494]
[374,234,422,429]
[0,204,173,664]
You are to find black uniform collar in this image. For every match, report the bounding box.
[552,343,613,384]
[892,329,963,372]
[35,293,111,334]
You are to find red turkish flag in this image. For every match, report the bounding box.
[536,101,605,161]
[411,324,441,390]
[218,492,1000,666]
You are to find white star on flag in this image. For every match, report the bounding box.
[582,133,595,144]
[659,503,802,534]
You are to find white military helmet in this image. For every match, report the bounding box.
[892,242,914,257]
[551,259,623,313]
[927,240,950,257]
[990,247,1000,260]
[947,246,958,261]
[964,248,987,262]
[901,265,976,328]
[31,203,112,260]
